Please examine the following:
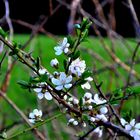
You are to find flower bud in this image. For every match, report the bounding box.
[50,58,59,68]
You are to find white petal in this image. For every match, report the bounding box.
[130,130,136,137]
[64,83,72,89]
[68,118,74,123]
[73,121,78,126]
[73,98,79,105]
[81,82,91,89]
[64,47,69,53]
[86,77,93,81]
[55,85,63,90]
[59,72,66,81]
[62,37,68,46]
[135,123,140,129]
[54,47,63,55]
[29,112,35,119]
[51,78,61,85]
[120,118,127,126]
[125,124,132,131]
[93,94,106,105]
[66,75,72,83]
[100,106,108,114]
[39,69,46,75]
[44,92,53,100]
[90,117,95,122]
[93,127,103,137]
[130,119,135,127]
[29,119,35,124]
[33,88,42,93]
[84,92,92,99]
[38,110,43,117]
[37,93,44,99]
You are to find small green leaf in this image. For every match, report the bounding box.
[0,27,7,38]
[63,59,67,69]
[17,80,30,89]
[82,114,89,121]
[81,70,92,79]
[79,97,83,108]
[73,50,80,60]
[35,57,40,70]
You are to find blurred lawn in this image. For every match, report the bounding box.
[0,35,140,139]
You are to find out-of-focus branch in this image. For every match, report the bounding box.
[127,0,140,37]
[1,0,14,93]
[67,0,81,34]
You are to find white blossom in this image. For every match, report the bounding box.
[84,92,92,99]
[54,37,70,55]
[69,58,86,77]
[93,127,103,138]
[68,118,78,126]
[29,109,42,123]
[51,72,72,90]
[73,121,78,126]
[121,118,140,140]
[50,58,59,68]
[73,98,79,105]
[96,114,108,122]
[90,117,96,122]
[88,105,93,110]
[93,94,106,105]
[33,87,52,100]
[100,106,108,114]
[81,77,93,89]
[38,68,47,75]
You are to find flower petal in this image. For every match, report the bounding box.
[81,82,91,89]
[29,112,35,119]
[51,78,61,86]
[62,37,67,46]
[100,106,108,114]
[29,119,35,124]
[130,119,135,127]
[55,85,63,90]
[37,93,44,100]
[39,69,46,75]
[33,88,42,93]
[45,92,53,100]
[135,123,140,129]
[125,124,132,131]
[59,72,66,81]
[120,118,127,126]
[66,75,72,83]
[64,84,72,89]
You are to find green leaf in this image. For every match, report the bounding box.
[17,80,30,89]
[79,97,83,108]
[0,27,7,38]
[63,59,67,70]
[81,29,89,42]
[35,57,40,70]
[113,88,123,98]
[129,86,140,95]
[82,114,89,121]
[73,50,80,60]
[81,70,92,79]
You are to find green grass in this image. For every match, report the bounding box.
[0,35,140,139]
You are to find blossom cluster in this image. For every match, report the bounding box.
[26,35,140,140]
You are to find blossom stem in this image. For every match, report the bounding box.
[6,113,63,140]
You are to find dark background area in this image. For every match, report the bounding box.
[0,0,140,37]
